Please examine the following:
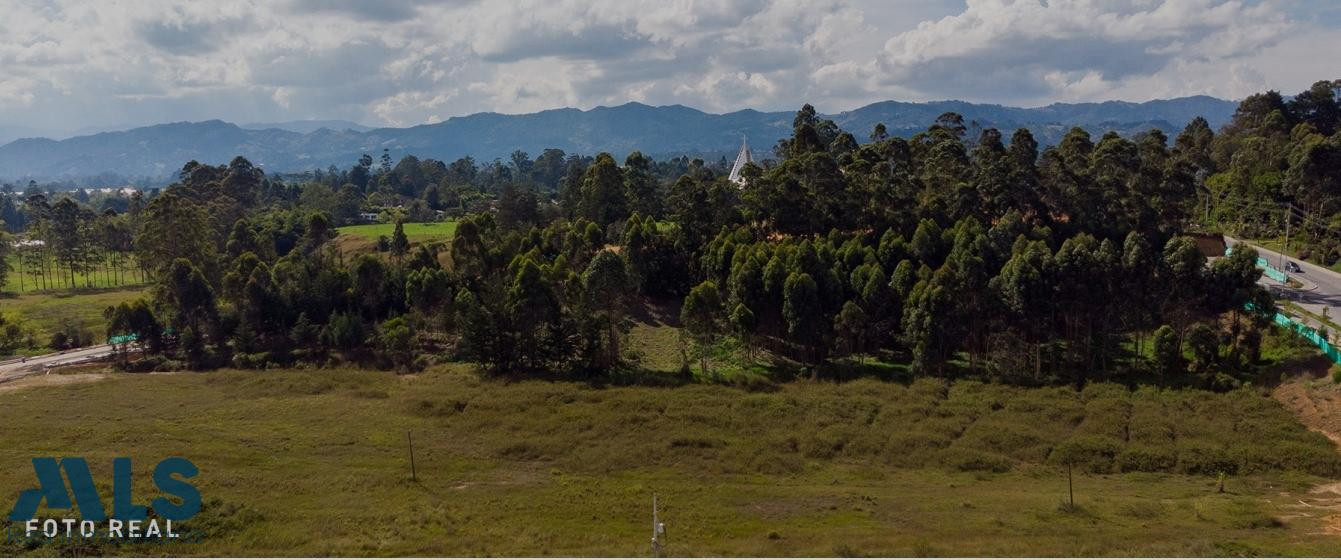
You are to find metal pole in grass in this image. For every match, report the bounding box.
[407,430,417,482]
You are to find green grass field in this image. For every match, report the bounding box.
[335,221,458,242]
[2,254,146,294]
[0,286,147,353]
[1,367,1338,556]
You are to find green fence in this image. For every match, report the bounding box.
[1228,246,1338,364]
[1271,311,1341,365]
[1225,245,1289,282]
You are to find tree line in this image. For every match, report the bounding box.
[82,80,1341,387]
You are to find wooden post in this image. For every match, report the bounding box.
[1067,464,1074,508]
[407,430,417,482]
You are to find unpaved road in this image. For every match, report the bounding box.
[0,344,116,385]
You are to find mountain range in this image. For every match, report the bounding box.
[0,96,1239,182]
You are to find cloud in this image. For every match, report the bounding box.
[875,0,1299,104]
[0,0,1332,136]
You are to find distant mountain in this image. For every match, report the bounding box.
[241,119,373,134]
[0,125,59,146]
[0,96,1239,181]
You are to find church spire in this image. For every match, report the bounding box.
[728,135,752,185]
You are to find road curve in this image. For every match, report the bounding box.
[0,344,117,385]
[1224,235,1341,329]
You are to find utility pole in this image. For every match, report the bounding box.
[1283,205,1291,272]
[406,430,417,482]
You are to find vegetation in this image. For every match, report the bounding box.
[0,77,1338,556]
[0,368,1337,556]
[1200,80,1341,264]
[335,221,457,242]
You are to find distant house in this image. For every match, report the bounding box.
[358,212,380,223]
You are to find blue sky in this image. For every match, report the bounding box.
[0,0,1336,136]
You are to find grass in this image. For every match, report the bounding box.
[2,254,147,294]
[335,221,458,242]
[0,286,147,354]
[0,366,1338,555]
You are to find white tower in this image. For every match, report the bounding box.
[728,135,753,186]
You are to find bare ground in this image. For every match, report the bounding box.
[1271,357,1341,533]
[0,372,106,394]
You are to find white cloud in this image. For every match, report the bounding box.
[0,0,1332,136]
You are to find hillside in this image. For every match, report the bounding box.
[0,96,1237,181]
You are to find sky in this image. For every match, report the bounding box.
[0,0,1337,136]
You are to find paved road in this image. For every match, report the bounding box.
[1225,235,1341,329]
[0,344,116,384]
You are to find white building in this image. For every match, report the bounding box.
[728,136,753,186]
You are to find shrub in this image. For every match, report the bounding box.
[1176,444,1238,475]
[885,431,950,467]
[956,420,1051,462]
[1049,436,1122,473]
[938,447,1012,473]
[1116,445,1177,472]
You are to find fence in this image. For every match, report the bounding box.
[1228,246,1341,365]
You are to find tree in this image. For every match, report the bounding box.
[105,298,161,359]
[136,189,219,284]
[582,250,631,370]
[378,316,415,371]
[833,300,868,361]
[1151,324,1181,377]
[156,258,219,367]
[783,271,827,367]
[578,153,629,226]
[507,258,559,371]
[48,197,89,288]
[991,239,1055,381]
[390,220,410,266]
[624,151,662,219]
[1185,323,1219,373]
[681,280,723,375]
[729,303,757,362]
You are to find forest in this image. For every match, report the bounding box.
[3,79,1337,390]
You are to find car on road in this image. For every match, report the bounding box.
[1286,261,1302,273]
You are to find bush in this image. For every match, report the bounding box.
[885,432,950,467]
[1049,436,1121,473]
[938,446,1012,473]
[1116,445,1177,472]
[1176,444,1238,475]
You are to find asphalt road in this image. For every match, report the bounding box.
[1224,235,1341,328]
[0,343,116,385]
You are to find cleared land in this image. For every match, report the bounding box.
[1,367,1339,556]
[335,221,457,241]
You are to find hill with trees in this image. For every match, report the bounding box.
[0,96,1237,181]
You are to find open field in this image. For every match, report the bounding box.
[2,254,147,294]
[0,286,147,354]
[335,221,458,241]
[1,366,1339,556]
